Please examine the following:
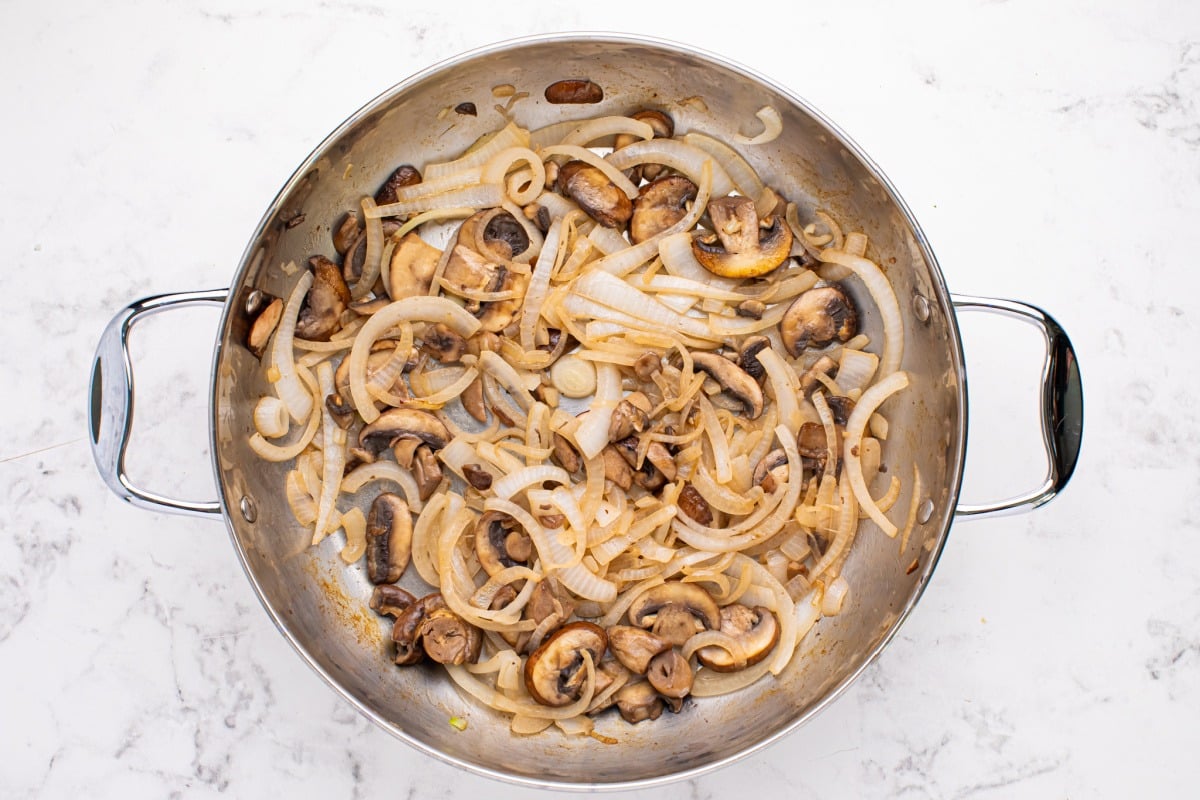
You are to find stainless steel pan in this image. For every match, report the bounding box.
[88,33,1082,790]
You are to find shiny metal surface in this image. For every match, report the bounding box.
[88,289,228,518]
[88,33,1081,790]
[951,295,1084,518]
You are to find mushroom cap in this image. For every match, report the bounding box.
[608,625,672,674]
[647,649,693,698]
[696,605,781,672]
[391,593,445,665]
[614,680,664,724]
[365,493,413,585]
[358,408,450,454]
[752,448,790,492]
[246,297,283,358]
[737,336,771,382]
[369,584,417,618]
[691,197,793,278]
[630,176,698,243]
[558,160,633,229]
[295,256,351,341]
[474,511,530,576]
[420,607,482,665]
[627,582,721,647]
[374,163,422,206]
[523,621,608,707]
[780,285,859,357]
[690,352,764,419]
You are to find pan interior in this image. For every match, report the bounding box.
[210,34,965,787]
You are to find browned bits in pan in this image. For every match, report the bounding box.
[544,79,604,104]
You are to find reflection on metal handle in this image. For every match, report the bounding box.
[952,294,1083,519]
[89,289,229,518]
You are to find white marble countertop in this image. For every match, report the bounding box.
[4,1,1198,797]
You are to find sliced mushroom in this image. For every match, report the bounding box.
[629,176,697,243]
[677,484,714,526]
[633,352,661,381]
[419,323,466,362]
[737,336,771,382]
[826,395,856,427]
[609,392,651,442]
[392,436,421,469]
[246,297,283,358]
[557,160,632,229]
[374,164,422,206]
[551,433,582,473]
[601,445,634,491]
[332,213,361,255]
[752,448,790,493]
[691,196,793,278]
[412,445,443,501]
[475,270,528,333]
[627,582,721,647]
[481,211,530,259]
[388,232,442,300]
[780,285,859,357]
[462,463,493,491]
[441,245,505,311]
[614,680,663,724]
[798,355,838,395]
[461,376,487,423]
[295,256,351,341]
[798,421,841,473]
[645,442,678,482]
[358,408,450,455]
[391,593,442,665]
[420,606,482,665]
[523,621,608,707]
[696,605,780,672]
[737,299,766,320]
[474,511,532,576]
[647,649,693,698]
[587,659,633,715]
[335,346,403,408]
[369,584,417,617]
[690,352,764,419]
[544,79,604,104]
[366,493,412,584]
[325,393,355,430]
[527,576,575,625]
[608,626,671,674]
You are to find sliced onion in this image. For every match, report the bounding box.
[572,363,620,460]
[734,105,783,146]
[559,115,654,147]
[691,655,773,697]
[411,493,449,586]
[843,371,909,537]
[836,348,879,397]
[249,365,322,462]
[253,396,290,439]
[821,574,850,615]
[423,121,531,179]
[480,147,545,206]
[312,361,346,545]
[341,461,424,513]
[756,347,804,435]
[899,463,922,554]
[368,183,506,220]
[491,465,570,501]
[606,139,735,197]
[819,248,904,377]
[682,131,772,215]
[339,507,367,563]
[272,271,315,422]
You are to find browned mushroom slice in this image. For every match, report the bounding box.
[608,626,671,674]
[601,446,634,491]
[475,270,528,333]
[780,285,859,357]
[690,352,764,419]
[526,576,576,626]
[752,448,790,493]
[627,582,721,647]
[461,376,487,423]
[608,392,651,442]
[587,659,633,715]
[645,442,678,482]
[647,649,693,699]
[374,164,422,206]
[332,213,361,255]
[550,433,582,473]
[633,352,661,381]
[369,584,417,617]
[334,347,401,407]
[412,445,443,501]
[482,211,531,259]
[826,395,857,427]
[295,256,351,341]
[696,605,780,672]
[441,245,505,311]
[737,299,766,320]
[420,606,482,665]
[462,463,493,491]
[614,680,663,724]
[798,355,838,395]
[544,79,604,104]
[388,232,442,301]
[523,621,608,707]
[737,335,771,382]
[246,296,283,358]
[324,393,354,430]
[691,195,793,278]
[557,161,632,229]
[418,323,466,362]
[358,408,450,456]
[366,493,412,584]
[474,511,532,577]
[798,421,841,473]
[629,176,698,243]
[677,484,713,526]
[391,593,442,665]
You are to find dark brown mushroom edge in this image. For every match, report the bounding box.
[255,103,910,740]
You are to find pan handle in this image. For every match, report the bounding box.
[89,289,229,519]
[951,295,1083,518]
